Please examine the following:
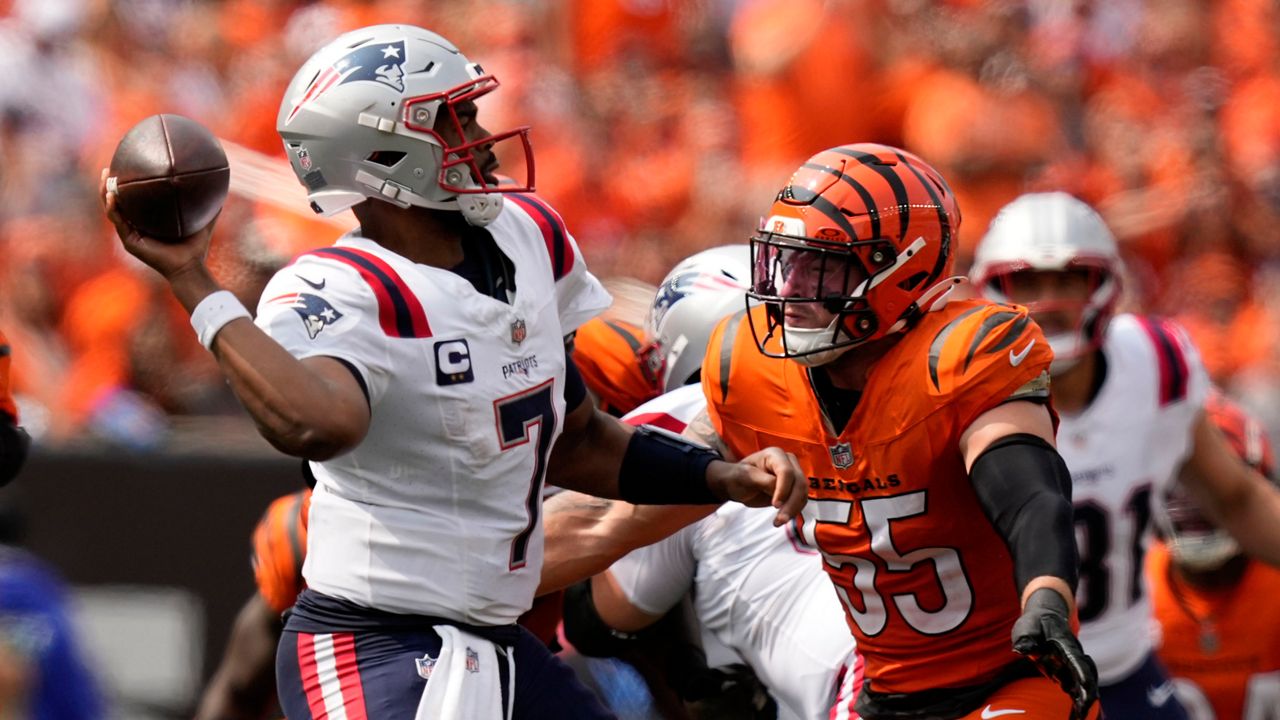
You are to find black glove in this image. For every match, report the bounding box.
[1012,588,1098,720]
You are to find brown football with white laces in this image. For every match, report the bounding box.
[108,114,230,241]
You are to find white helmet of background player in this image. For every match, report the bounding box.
[277,24,533,227]
[1158,391,1276,570]
[970,192,1122,374]
[641,245,754,393]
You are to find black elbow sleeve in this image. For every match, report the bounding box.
[970,434,1078,594]
[561,580,639,659]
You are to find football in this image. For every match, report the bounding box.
[107,114,230,242]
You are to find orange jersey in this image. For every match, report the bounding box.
[1147,541,1280,719]
[252,490,311,614]
[0,330,15,421]
[704,300,1054,694]
[572,317,658,416]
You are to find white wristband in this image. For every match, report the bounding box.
[190,290,251,350]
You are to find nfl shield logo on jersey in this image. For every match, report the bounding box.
[415,653,436,679]
[465,647,479,673]
[510,318,527,345]
[829,442,854,469]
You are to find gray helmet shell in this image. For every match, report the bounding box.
[277,25,531,226]
[644,245,754,393]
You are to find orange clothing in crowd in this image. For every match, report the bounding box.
[1148,541,1280,720]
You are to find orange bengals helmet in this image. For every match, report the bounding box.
[747,143,963,365]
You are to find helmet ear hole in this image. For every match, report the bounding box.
[366,151,407,167]
[898,271,929,292]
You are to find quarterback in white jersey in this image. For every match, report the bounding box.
[973,192,1280,720]
[101,25,806,720]
[255,206,606,623]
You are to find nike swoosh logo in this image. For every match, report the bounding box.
[1009,338,1036,367]
[297,275,326,290]
[1147,681,1176,707]
[981,707,1027,719]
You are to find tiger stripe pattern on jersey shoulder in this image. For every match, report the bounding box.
[710,308,749,405]
[924,302,1047,397]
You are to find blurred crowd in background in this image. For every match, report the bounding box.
[2,0,1280,450]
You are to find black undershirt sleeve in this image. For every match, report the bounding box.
[969,433,1079,594]
[563,350,588,412]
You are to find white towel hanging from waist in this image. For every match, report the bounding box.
[414,625,515,719]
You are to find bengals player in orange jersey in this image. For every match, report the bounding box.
[573,317,661,417]
[1147,392,1280,720]
[693,144,1097,720]
[195,489,311,720]
[538,144,1098,720]
[0,330,30,487]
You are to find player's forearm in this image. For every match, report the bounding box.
[970,434,1080,595]
[1188,412,1280,567]
[539,491,630,594]
[538,491,710,594]
[167,271,367,458]
[217,331,367,458]
[1214,477,1280,567]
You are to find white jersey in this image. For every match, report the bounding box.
[614,385,860,720]
[254,197,611,625]
[1057,313,1208,684]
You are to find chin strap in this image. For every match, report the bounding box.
[325,170,505,227]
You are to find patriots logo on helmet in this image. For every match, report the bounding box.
[286,40,408,124]
[651,276,691,332]
[652,271,743,332]
[291,293,344,339]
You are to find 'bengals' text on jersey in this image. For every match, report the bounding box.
[704,299,1054,694]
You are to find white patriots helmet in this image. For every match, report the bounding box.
[276,24,534,227]
[970,192,1122,373]
[641,245,754,393]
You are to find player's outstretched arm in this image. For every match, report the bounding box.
[538,490,711,595]
[100,171,369,459]
[1183,408,1280,566]
[546,364,805,522]
[194,592,283,720]
[962,399,1098,720]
